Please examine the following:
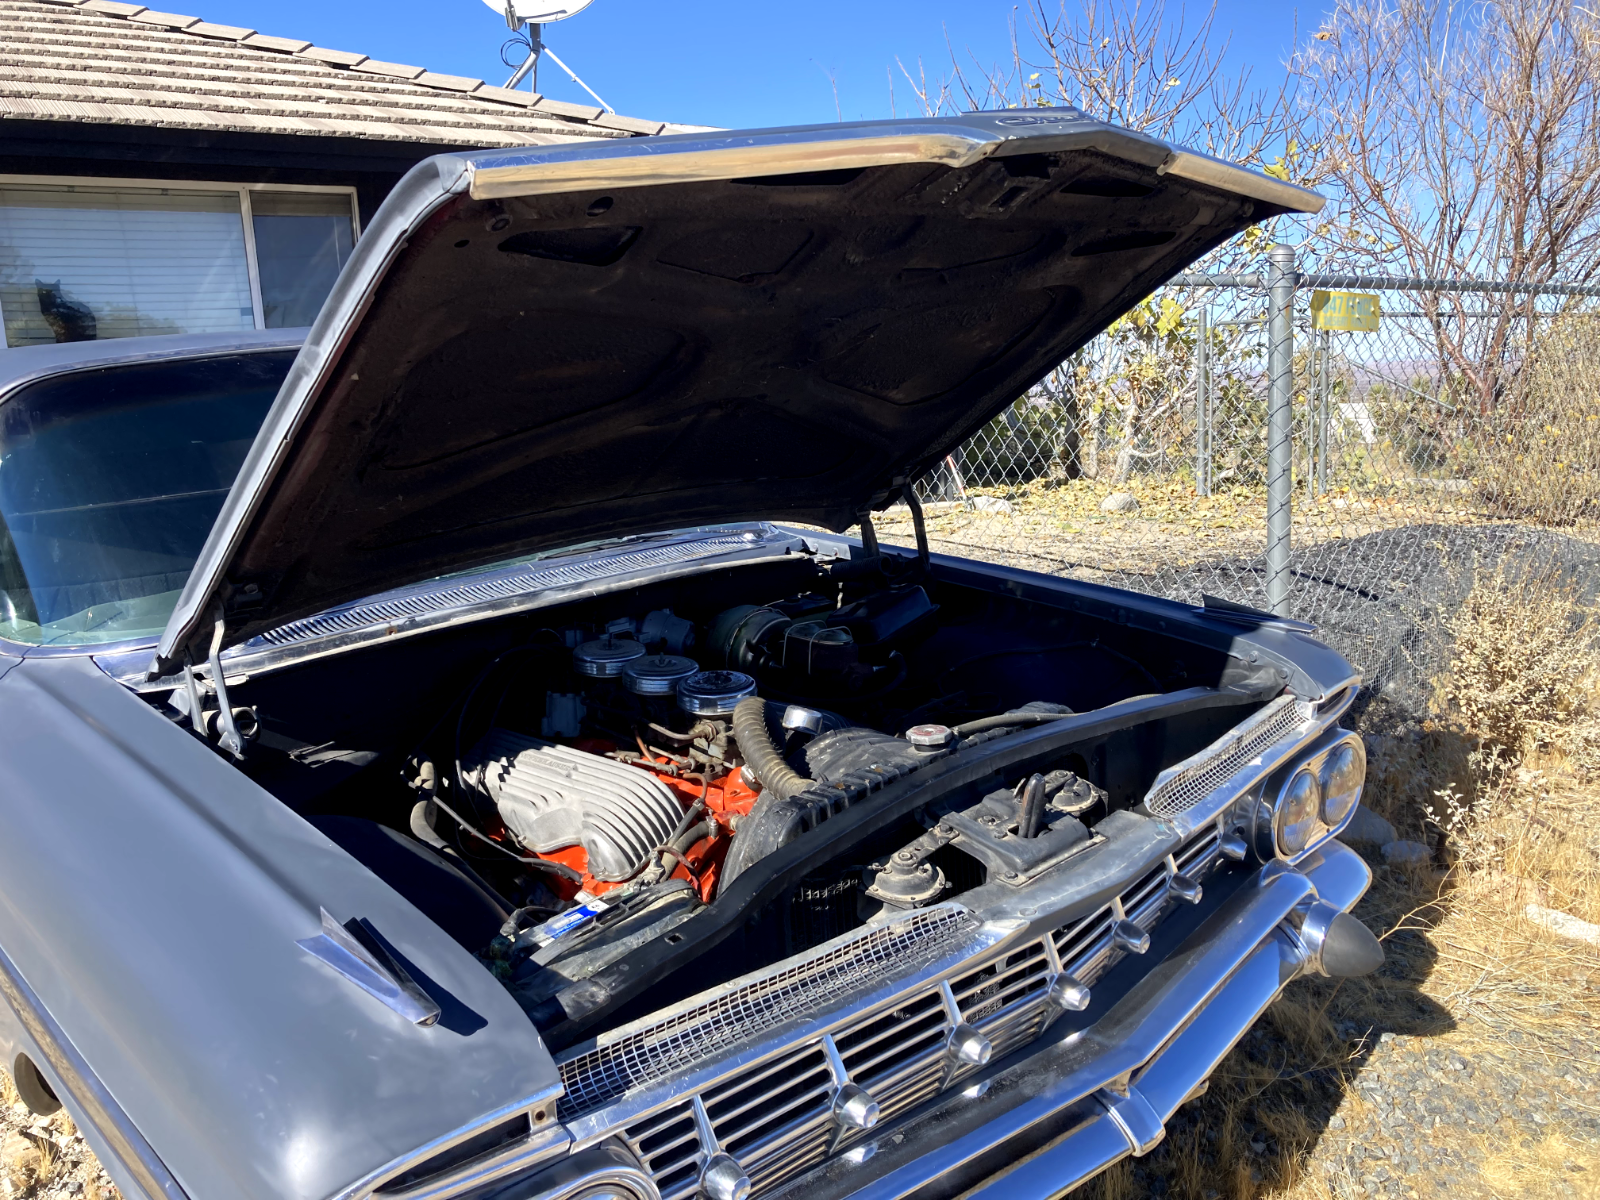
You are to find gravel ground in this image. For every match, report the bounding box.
[0,1097,116,1199]
[1309,1029,1600,1198]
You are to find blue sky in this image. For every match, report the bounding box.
[188,0,1315,131]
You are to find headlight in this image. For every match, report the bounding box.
[1319,739,1365,826]
[1274,769,1321,856]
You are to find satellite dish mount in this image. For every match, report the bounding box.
[487,0,611,111]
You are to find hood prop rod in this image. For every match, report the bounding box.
[904,486,931,574]
[857,508,881,559]
[854,488,929,580]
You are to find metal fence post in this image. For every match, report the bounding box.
[1266,243,1296,616]
[1195,305,1211,496]
[1317,328,1330,494]
[1304,329,1317,500]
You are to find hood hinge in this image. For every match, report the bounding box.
[205,610,247,760]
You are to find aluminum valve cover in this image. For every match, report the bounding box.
[462,729,683,881]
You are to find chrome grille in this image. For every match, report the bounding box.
[705,1048,833,1166]
[836,989,951,1122]
[248,531,773,649]
[560,907,973,1117]
[621,1102,701,1200]
[951,940,1054,1061]
[1144,696,1312,817]
[1051,826,1229,991]
[1176,826,1223,878]
[585,826,1232,1199]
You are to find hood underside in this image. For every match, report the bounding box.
[157,112,1321,667]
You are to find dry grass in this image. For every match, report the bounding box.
[0,1097,112,1198]
[1081,563,1600,1200]
[873,475,1598,587]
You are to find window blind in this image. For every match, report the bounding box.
[0,184,255,348]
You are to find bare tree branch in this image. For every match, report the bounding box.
[1292,0,1600,408]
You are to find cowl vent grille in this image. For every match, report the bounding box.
[247,530,773,649]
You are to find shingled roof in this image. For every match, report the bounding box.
[0,0,694,149]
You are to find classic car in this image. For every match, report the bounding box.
[0,111,1384,1200]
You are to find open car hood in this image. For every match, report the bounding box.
[156,111,1321,667]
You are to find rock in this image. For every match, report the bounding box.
[1099,491,1139,513]
[1382,839,1430,865]
[1,1132,39,1178]
[1343,805,1398,845]
[1329,1114,1346,1130]
[971,496,1013,514]
[1524,904,1600,947]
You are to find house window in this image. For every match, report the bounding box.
[0,179,359,349]
[250,191,357,329]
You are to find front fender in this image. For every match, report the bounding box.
[0,657,558,1200]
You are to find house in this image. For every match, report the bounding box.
[0,0,693,348]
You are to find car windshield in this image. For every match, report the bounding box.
[0,351,294,646]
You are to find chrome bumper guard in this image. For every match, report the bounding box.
[762,839,1372,1200]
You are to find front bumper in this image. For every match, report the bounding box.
[769,839,1371,1200]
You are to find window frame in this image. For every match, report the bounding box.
[0,174,361,339]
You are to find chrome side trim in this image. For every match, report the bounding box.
[470,133,995,199]
[371,1124,572,1200]
[0,940,189,1200]
[490,1141,661,1200]
[327,1095,569,1200]
[1159,150,1326,213]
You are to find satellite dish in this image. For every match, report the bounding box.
[482,0,597,24]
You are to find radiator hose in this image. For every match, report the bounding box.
[731,696,815,802]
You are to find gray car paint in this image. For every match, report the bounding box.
[0,330,306,396]
[0,655,559,1200]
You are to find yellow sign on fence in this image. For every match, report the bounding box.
[1310,290,1381,331]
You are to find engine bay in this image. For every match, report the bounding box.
[167,539,1291,1044]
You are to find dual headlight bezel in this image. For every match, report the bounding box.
[1236,730,1366,863]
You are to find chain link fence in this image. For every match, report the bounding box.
[878,249,1600,712]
